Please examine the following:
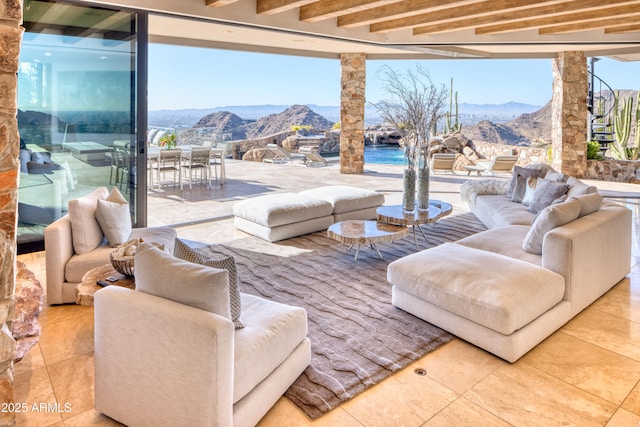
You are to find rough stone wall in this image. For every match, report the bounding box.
[0,1,23,425]
[339,53,366,174]
[585,159,640,183]
[551,51,588,177]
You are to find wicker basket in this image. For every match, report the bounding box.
[110,252,135,276]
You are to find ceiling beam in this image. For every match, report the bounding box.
[540,12,640,34]
[413,0,637,35]
[337,0,482,29]
[370,0,569,34]
[256,0,317,15]
[476,2,640,34]
[205,0,241,7]
[300,0,398,23]
[605,23,640,34]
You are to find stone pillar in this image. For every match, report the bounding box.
[339,53,366,174]
[551,51,588,177]
[0,1,23,426]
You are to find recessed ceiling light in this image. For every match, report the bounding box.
[100,56,108,60]
[44,52,51,56]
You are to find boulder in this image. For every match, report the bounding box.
[242,148,270,162]
[13,261,44,362]
[442,134,469,151]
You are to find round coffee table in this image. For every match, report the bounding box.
[376,200,453,248]
[327,220,409,260]
[76,264,135,306]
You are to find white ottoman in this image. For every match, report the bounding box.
[299,185,385,222]
[233,193,334,242]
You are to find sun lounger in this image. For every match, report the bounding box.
[263,143,305,164]
[300,146,328,167]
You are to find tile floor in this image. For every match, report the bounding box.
[13,159,640,426]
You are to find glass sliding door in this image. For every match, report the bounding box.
[17,0,144,252]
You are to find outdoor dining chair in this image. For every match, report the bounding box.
[156,149,182,189]
[181,147,212,190]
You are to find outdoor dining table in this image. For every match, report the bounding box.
[147,145,226,185]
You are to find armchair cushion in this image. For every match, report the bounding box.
[135,243,231,319]
[95,188,131,247]
[174,239,243,329]
[68,186,109,254]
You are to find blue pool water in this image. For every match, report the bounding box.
[364,144,405,165]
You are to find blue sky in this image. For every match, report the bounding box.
[149,43,640,110]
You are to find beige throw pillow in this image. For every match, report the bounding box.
[522,198,582,254]
[68,187,109,254]
[135,243,231,319]
[174,238,243,329]
[95,188,132,247]
[570,192,603,217]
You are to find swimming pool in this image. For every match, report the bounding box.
[364,144,405,165]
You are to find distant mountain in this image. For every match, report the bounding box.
[186,104,335,140]
[148,101,542,128]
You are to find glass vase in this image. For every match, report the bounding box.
[402,145,416,213]
[417,146,430,212]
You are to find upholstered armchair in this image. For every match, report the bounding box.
[94,243,311,427]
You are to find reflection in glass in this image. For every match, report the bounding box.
[17,1,139,252]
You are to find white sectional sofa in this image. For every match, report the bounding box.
[233,185,385,242]
[388,165,632,362]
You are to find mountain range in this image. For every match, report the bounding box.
[148,102,541,129]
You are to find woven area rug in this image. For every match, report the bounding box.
[198,212,487,420]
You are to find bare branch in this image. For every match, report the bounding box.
[372,65,448,147]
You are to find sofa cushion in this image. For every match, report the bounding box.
[570,192,603,217]
[233,293,308,403]
[522,198,582,255]
[299,185,385,214]
[520,176,538,206]
[387,242,565,335]
[174,239,243,329]
[233,193,333,227]
[474,195,535,227]
[456,225,542,266]
[527,178,569,214]
[95,188,131,247]
[566,177,598,198]
[135,243,231,319]
[68,187,109,254]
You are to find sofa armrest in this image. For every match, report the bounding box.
[542,201,631,313]
[44,214,74,305]
[460,179,509,203]
[94,286,234,427]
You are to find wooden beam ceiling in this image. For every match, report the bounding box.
[204,0,640,49]
[413,0,639,35]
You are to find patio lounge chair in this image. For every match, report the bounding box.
[300,146,328,167]
[464,155,519,176]
[263,143,305,164]
[429,153,456,174]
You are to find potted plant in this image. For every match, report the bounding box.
[159,132,177,149]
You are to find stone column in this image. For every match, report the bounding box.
[0,1,23,425]
[551,51,588,177]
[340,53,366,174]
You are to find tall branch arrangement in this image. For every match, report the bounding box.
[372,65,448,150]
